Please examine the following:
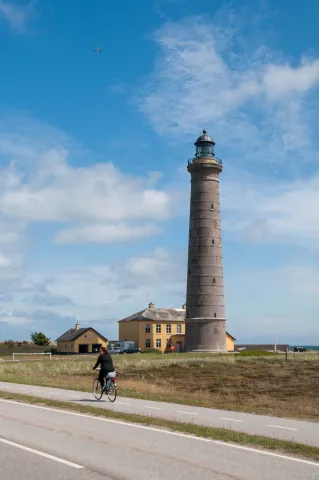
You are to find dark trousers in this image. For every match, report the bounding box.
[98,369,110,388]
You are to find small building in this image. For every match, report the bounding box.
[235,344,289,352]
[56,323,108,354]
[118,303,235,353]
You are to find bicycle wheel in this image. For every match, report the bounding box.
[106,379,117,402]
[93,378,103,400]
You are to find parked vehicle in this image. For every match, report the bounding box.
[293,347,307,352]
[120,347,142,355]
[108,347,121,355]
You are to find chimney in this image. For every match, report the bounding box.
[148,302,154,309]
[182,303,186,310]
[75,322,80,330]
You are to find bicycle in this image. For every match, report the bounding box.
[92,368,117,402]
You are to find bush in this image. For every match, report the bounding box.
[237,350,276,357]
[143,348,162,355]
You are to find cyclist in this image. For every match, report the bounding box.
[92,346,115,390]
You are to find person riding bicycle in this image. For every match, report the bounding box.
[92,346,114,390]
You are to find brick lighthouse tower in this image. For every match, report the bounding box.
[185,130,227,352]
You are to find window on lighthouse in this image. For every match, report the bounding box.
[211,204,214,210]
[211,239,215,246]
[214,313,217,318]
[212,278,216,284]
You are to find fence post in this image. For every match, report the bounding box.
[49,353,52,360]
[285,347,288,363]
[12,353,14,361]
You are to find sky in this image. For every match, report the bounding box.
[0,0,319,345]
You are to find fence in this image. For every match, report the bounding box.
[12,352,52,361]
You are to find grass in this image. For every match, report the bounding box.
[1,352,319,421]
[1,390,319,463]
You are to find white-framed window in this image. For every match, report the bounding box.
[177,324,182,334]
[145,324,151,334]
[156,324,161,334]
[145,339,151,348]
[87,334,92,340]
[166,324,171,334]
[156,339,161,348]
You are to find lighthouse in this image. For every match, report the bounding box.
[185,130,227,352]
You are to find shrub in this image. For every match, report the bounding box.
[143,348,162,355]
[237,350,276,357]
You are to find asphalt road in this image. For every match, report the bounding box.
[0,381,318,447]
[1,399,319,480]
[1,442,107,480]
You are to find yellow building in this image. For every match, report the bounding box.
[118,303,235,353]
[56,323,108,354]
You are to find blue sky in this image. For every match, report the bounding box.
[0,0,319,345]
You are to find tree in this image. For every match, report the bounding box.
[30,332,51,346]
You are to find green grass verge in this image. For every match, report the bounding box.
[1,390,319,463]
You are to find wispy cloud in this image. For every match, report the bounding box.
[140,13,319,161]
[0,0,36,32]
[221,171,319,248]
[54,223,163,245]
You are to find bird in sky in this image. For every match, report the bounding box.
[94,47,102,53]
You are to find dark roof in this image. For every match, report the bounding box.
[194,129,215,145]
[118,307,235,339]
[56,327,108,343]
[118,307,186,323]
[227,333,236,341]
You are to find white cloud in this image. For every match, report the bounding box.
[126,247,176,279]
[263,60,319,99]
[0,0,35,31]
[0,253,12,268]
[140,15,319,155]
[54,222,163,244]
[0,313,31,326]
[0,152,171,223]
[221,172,319,247]
[3,247,184,339]
[0,116,174,246]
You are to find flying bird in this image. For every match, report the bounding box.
[94,47,102,53]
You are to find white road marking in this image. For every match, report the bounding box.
[31,390,42,393]
[50,392,58,395]
[144,406,162,410]
[219,417,243,423]
[116,402,131,406]
[268,425,298,431]
[67,395,79,398]
[1,399,318,468]
[0,437,84,469]
[177,410,199,416]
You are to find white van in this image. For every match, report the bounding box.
[108,347,120,355]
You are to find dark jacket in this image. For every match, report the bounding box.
[93,352,114,372]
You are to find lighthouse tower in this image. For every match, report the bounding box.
[185,130,227,352]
